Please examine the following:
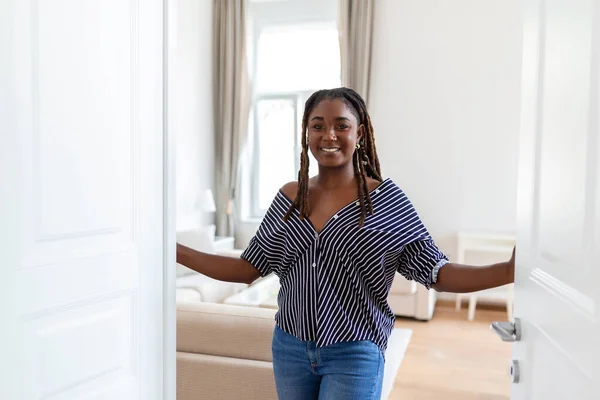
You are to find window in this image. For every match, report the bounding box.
[245,18,341,218]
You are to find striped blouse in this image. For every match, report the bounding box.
[240,178,448,354]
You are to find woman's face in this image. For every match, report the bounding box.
[306,99,364,169]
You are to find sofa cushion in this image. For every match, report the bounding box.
[176,288,202,302]
[176,273,247,303]
[177,352,277,400]
[177,301,276,362]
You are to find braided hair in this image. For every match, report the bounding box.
[283,87,383,228]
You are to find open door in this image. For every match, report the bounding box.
[490,0,600,398]
[0,0,174,398]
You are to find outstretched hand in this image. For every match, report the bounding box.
[433,245,517,293]
[507,246,516,283]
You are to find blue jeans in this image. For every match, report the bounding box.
[272,325,384,399]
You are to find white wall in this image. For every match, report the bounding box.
[237,0,523,260]
[370,0,523,260]
[174,0,214,231]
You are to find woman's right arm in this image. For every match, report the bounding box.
[176,243,262,284]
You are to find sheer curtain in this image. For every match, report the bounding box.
[338,0,375,104]
[213,0,251,237]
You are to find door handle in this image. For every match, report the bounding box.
[490,317,522,342]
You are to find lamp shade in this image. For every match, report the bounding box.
[201,189,216,213]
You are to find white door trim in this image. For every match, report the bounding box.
[162,0,176,398]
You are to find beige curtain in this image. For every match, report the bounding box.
[213,0,250,237]
[338,0,375,104]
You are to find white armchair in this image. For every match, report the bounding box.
[388,275,437,320]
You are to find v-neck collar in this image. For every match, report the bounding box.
[278,178,391,236]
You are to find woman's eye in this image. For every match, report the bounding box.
[337,124,349,130]
[312,124,324,130]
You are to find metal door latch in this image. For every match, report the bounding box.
[490,317,522,342]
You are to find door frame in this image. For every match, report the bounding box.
[163,0,177,398]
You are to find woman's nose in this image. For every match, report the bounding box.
[325,127,338,140]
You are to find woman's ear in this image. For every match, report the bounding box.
[357,124,365,141]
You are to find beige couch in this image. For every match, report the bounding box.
[176,301,411,400]
[177,301,278,399]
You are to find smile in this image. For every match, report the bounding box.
[320,147,341,154]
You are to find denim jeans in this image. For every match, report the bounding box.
[272,325,385,400]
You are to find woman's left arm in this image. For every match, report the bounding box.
[432,248,515,293]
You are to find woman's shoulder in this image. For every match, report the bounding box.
[366,177,382,192]
[372,177,410,204]
[280,181,298,202]
[369,176,400,193]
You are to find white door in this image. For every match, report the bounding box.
[0,1,170,399]
[495,0,600,398]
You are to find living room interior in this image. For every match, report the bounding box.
[174,0,521,399]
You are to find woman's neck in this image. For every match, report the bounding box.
[314,164,356,190]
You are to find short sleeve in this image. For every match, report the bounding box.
[397,238,448,289]
[388,186,449,289]
[240,236,272,277]
[239,191,289,277]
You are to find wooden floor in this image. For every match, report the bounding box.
[389,303,512,400]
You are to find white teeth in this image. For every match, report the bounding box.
[321,148,340,153]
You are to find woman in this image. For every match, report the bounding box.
[177,87,515,399]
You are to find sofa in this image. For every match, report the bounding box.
[176,300,411,400]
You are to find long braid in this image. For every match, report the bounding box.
[296,117,311,217]
[364,114,382,179]
[354,148,373,226]
[284,88,383,228]
[353,151,367,226]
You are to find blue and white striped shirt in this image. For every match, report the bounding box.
[241,178,448,354]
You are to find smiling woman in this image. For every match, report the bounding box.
[176,87,515,400]
[283,88,383,229]
[310,107,359,163]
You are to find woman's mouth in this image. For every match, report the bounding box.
[320,147,341,154]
